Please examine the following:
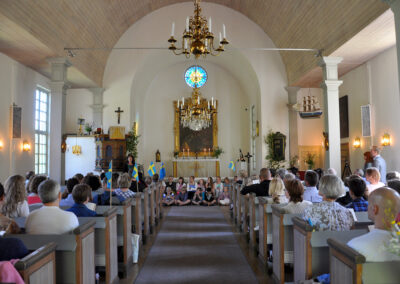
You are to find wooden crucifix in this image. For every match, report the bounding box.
[115,107,124,124]
[245,152,253,176]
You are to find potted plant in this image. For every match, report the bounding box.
[126,126,140,159]
[213,147,224,158]
[305,153,316,170]
[173,150,179,158]
[84,123,93,135]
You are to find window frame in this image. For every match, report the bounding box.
[34,87,50,175]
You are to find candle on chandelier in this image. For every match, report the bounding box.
[208,17,212,33]
[208,101,210,109]
[219,32,222,43]
[184,39,188,50]
[186,17,189,32]
[198,97,200,104]
[223,24,226,38]
[171,22,175,36]
[182,97,185,105]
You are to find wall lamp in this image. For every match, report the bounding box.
[0,140,3,150]
[22,140,31,152]
[353,137,361,148]
[381,133,391,147]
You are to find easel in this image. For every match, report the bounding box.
[341,160,352,180]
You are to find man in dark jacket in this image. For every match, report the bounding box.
[240,168,271,196]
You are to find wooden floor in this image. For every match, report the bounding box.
[120,206,274,284]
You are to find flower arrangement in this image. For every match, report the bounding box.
[305,153,316,170]
[84,122,93,135]
[387,220,400,256]
[213,147,224,158]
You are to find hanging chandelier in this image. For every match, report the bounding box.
[178,88,217,131]
[168,0,229,59]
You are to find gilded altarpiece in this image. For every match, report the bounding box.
[173,100,219,177]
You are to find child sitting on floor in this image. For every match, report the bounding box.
[202,188,216,206]
[192,188,203,205]
[218,187,230,206]
[162,187,175,206]
[175,186,191,206]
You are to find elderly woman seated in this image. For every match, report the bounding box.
[303,174,354,231]
[282,179,312,214]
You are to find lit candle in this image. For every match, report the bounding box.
[186,17,189,32]
[208,17,212,32]
[198,97,200,104]
[219,32,222,43]
[208,101,210,109]
[182,97,185,105]
[223,24,226,39]
[171,22,175,36]
[184,38,188,50]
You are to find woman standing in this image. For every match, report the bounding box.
[123,154,135,173]
[363,151,373,174]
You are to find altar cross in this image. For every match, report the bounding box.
[115,107,124,124]
[188,161,204,177]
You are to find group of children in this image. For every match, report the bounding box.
[162,185,231,207]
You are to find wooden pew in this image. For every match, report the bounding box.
[230,184,236,220]
[232,184,238,223]
[236,184,243,230]
[240,193,249,234]
[249,193,258,249]
[257,199,274,264]
[78,207,118,284]
[149,187,155,232]
[292,217,369,283]
[328,238,400,284]
[141,189,150,242]
[15,242,57,284]
[96,197,140,277]
[271,205,300,284]
[6,220,96,284]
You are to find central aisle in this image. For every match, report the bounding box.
[135,206,258,284]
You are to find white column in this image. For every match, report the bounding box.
[285,86,301,159]
[47,58,71,184]
[383,0,400,99]
[318,57,343,174]
[89,88,105,129]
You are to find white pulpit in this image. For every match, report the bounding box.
[172,158,220,177]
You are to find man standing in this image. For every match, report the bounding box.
[371,146,387,183]
[240,168,271,196]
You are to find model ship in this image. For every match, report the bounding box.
[293,96,323,119]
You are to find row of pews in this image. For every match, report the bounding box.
[5,184,164,284]
[229,184,400,284]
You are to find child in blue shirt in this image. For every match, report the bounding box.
[67,184,97,217]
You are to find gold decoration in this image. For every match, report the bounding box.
[381,133,391,147]
[72,145,82,155]
[168,0,229,59]
[109,126,125,140]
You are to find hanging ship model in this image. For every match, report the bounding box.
[292,95,323,119]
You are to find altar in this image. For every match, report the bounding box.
[173,158,220,178]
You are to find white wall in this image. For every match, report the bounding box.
[0,53,50,182]
[102,2,288,176]
[340,46,400,172]
[65,89,93,134]
[65,136,96,179]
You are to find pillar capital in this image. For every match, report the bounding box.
[318,57,343,81]
[46,57,71,82]
[285,86,301,105]
[89,88,105,129]
[285,86,301,159]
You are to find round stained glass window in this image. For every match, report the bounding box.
[184,66,207,88]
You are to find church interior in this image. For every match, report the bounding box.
[1,0,400,283]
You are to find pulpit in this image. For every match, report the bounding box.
[95,134,126,171]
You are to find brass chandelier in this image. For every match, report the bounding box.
[178,88,217,131]
[168,0,229,59]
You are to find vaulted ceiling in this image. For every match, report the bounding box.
[0,0,389,88]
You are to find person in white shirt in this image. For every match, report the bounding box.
[282,179,312,214]
[1,175,29,218]
[303,170,322,203]
[26,179,79,234]
[365,167,385,197]
[347,187,400,262]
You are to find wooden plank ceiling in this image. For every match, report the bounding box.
[0,0,389,87]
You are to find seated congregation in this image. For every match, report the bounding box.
[1,152,400,283]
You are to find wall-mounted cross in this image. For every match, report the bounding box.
[115,107,124,124]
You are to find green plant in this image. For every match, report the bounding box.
[126,126,140,159]
[213,147,224,158]
[173,150,179,158]
[84,123,93,134]
[289,155,299,168]
[264,130,285,170]
[305,153,316,169]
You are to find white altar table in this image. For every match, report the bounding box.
[172,158,220,177]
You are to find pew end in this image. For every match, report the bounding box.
[15,242,57,284]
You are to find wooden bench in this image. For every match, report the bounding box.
[236,184,243,228]
[141,189,150,242]
[96,197,140,277]
[271,205,301,284]
[257,199,275,264]
[6,220,96,284]
[328,238,400,284]
[14,242,57,284]
[292,217,369,283]
[249,193,259,249]
[78,207,118,284]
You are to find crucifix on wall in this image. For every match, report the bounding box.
[115,107,124,124]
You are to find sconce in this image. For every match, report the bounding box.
[353,137,361,148]
[381,133,391,147]
[0,140,3,150]
[72,145,82,155]
[22,140,31,152]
